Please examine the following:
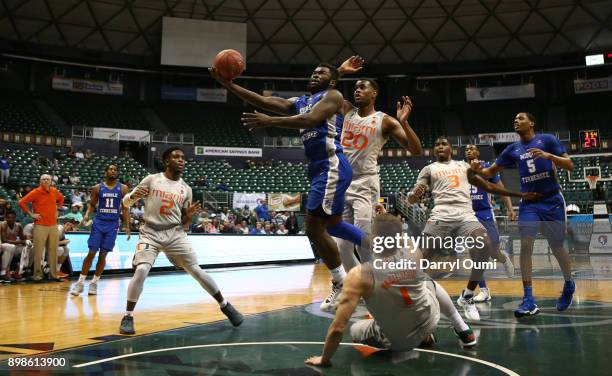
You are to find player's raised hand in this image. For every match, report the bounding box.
[469,159,484,173]
[304,355,331,367]
[208,67,231,85]
[521,192,543,201]
[186,200,202,218]
[508,209,518,221]
[527,148,551,160]
[241,111,272,130]
[131,186,149,200]
[396,96,413,124]
[338,55,364,75]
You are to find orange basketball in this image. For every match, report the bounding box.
[213,49,245,81]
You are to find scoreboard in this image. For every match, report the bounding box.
[579,130,600,150]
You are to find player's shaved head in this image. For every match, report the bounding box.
[434,136,452,161]
[307,63,339,93]
[465,144,480,161]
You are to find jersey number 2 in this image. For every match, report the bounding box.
[160,199,174,216]
[342,131,369,150]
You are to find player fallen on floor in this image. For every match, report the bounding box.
[305,205,477,368]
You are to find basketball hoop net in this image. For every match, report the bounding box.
[586,175,599,190]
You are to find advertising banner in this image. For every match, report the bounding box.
[466,84,535,101]
[195,146,262,157]
[52,77,123,95]
[268,192,301,211]
[574,76,612,94]
[233,192,266,209]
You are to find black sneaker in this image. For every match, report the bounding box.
[0,274,14,283]
[221,302,244,327]
[119,315,135,334]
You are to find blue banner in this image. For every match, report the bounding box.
[161,86,197,101]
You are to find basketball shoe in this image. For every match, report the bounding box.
[70,282,84,296]
[556,280,575,311]
[453,327,477,348]
[221,302,244,327]
[457,289,480,321]
[119,315,135,334]
[320,281,342,312]
[88,282,98,295]
[514,296,540,318]
[473,287,492,303]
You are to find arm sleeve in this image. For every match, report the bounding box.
[18,191,35,214]
[56,190,64,207]
[495,144,515,168]
[415,165,431,187]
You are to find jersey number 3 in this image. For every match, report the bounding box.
[448,175,460,188]
[160,199,174,216]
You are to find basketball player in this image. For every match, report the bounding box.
[470,112,575,317]
[210,63,370,312]
[118,146,243,334]
[335,76,422,273]
[305,208,476,368]
[408,136,540,321]
[0,211,26,282]
[70,164,130,296]
[465,144,516,302]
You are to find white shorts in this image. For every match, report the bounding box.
[133,225,198,269]
[343,174,380,228]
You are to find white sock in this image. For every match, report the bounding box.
[57,264,62,271]
[463,288,474,298]
[125,311,133,317]
[219,299,228,308]
[330,265,346,285]
[92,275,100,283]
[450,311,470,332]
[78,274,86,283]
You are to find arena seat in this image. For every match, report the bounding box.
[0,95,61,136]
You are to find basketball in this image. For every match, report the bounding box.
[213,49,245,81]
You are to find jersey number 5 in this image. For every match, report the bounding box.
[160,199,174,216]
[342,131,369,150]
[527,159,536,173]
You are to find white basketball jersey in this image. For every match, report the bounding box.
[364,248,436,345]
[135,173,192,228]
[416,160,474,221]
[341,109,387,177]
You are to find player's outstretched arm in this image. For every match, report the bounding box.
[208,67,295,115]
[305,266,367,367]
[528,149,574,171]
[495,180,517,220]
[120,184,131,239]
[382,96,422,155]
[469,160,503,178]
[242,90,344,130]
[468,172,541,201]
[123,176,152,207]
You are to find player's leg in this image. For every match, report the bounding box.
[456,221,490,321]
[541,200,574,311]
[515,211,540,317]
[166,229,243,326]
[432,281,477,348]
[120,234,160,334]
[88,226,118,295]
[0,243,15,283]
[349,319,391,349]
[337,194,360,271]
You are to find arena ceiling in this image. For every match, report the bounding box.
[1,0,611,65]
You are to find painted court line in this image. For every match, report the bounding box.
[72,341,520,375]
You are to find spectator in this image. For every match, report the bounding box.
[250,222,265,235]
[400,216,409,233]
[130,202,144,220]
[195,176,209,188]
[71,189,85,208]
[216,180,228,191]
[60,204,84,224]
[0,153,10,184]
[84,149,94,160]
[276,223,288,235]
[255,200,269,221]
[15,187,24,200]
[219,207,229,222]
[264,223,274,234]
[18,174,65,282]
[60,171,70,185]
[67,148,76,158]
[286,211,299,234]
[241,205,251,221]
[69,171,80,185]
[23,185,33,196]
[75,149,84,159]
[238,220,249,234]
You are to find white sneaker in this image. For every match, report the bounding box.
[501,253,515,278]
[457,289,480,321]
[88,282,98,295]
[320,282,342,312]
[473,287,492,302]
[70,282,84,296]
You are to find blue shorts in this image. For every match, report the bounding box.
[518,193,566,247]
[475,210,500,248]
[307,153,352,216]
[88,220,119,253]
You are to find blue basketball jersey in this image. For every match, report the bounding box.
[496,134,565,195]
[294,90,345,164]
[471,161,500,212]
[96,183,122,223]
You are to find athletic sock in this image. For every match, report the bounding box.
[330,265,346,285]
[219,299,228,308]
[450,311,470,332]
[524,286,533,298]
[78,274,86,283]
[91,275,100,283]
[478,280,487,289]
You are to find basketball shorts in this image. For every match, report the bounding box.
[343,174,380,229]
[518,193,566,248]
[350,282,440,351]
[133,225,198,269]
[307,153,352,216]
[475,210,500,249]
[87,220,119,253]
